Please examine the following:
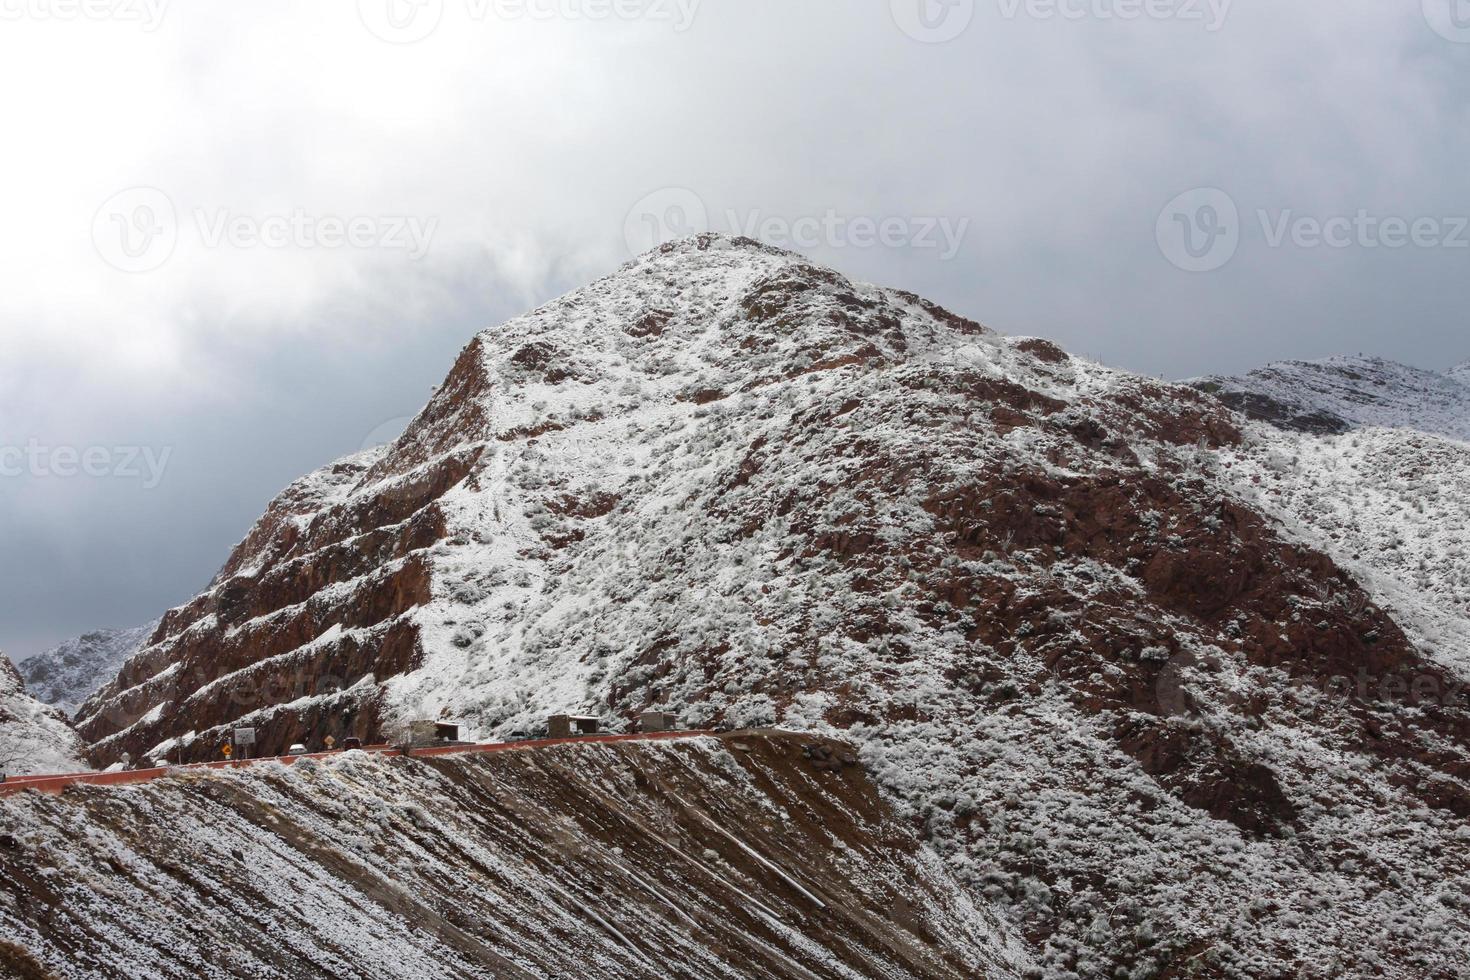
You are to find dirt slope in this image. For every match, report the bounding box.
[0,731,1027,979]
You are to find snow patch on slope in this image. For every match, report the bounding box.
[1219,425,1470,679]
[0,654,88,776]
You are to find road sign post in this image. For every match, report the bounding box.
[233,727,256,761]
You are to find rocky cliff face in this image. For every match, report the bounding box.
[17,623,157,718]
[0,655,87,777]
[1192,353,1470,441]
[69,236,1470,977]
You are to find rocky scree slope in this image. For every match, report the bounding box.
[75,236,1470,977]
[0,655,87,777]
[0,731,1022,979]
[1192,353,1470,441]
[18,623,157,718]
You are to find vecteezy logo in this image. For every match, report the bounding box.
[357,415,422,509]
[623,187,709,257]
[1423,0,1470,42]
[358,0,443,43]
[1155,648,1200,718]
[1156,647,1254,718]
[944,341,991,371]
[92,187,178,273]
[360,416,415,455]
[1156,188,1240,273]
[891,0,975,43]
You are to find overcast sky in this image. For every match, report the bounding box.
[1,0,1467,660]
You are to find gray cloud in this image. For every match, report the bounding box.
[1,0,1467,656]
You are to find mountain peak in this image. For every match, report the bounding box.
[638,231,799,261]
[58,252,1470,977]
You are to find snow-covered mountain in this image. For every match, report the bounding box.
[67,236,1470,977]
[18,622,157,717]
[1193,353,1470,442]
[0,653,88,777]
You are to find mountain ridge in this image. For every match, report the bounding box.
[17,622,158,718]
[1191,353,1470,442]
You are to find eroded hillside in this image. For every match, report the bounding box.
[0,731,1025,979]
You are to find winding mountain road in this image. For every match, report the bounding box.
[0,730,712,797]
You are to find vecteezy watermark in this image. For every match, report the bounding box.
[892,0,1230,40]
[1156,187,1241,273]
[725,210,971,260]
[357,0,700,43]
[92,187,438,272]
[1157,647,1468,719]
[0,440,172,489]
[91,667,367,733]
[1158,187,1470,272]
[1257,209,1470,251]
[193,208,437,260]
[0,0,170,30]
[891,0,976,43]
[358,0,444,43]
[92,187,178,274]
[1423,0,1470,43]
[996,0,1232,31]
[361,416,415,455]
[359,413,430,504]
[624,187,709,256]
[623,188,970,260]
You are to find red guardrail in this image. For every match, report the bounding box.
[0,731,714,799]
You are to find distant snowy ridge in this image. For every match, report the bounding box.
[1192,353,1470,442]
[19,622,157,717]
[0,653,88,776]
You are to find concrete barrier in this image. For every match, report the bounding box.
[0,732,715,798]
